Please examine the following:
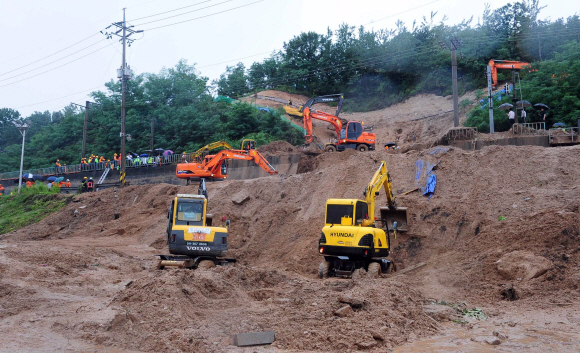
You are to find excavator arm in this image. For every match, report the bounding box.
[302,93,344,116]
[192,141,233,159]
[205,149,278,176]
[362,161,408,231]
[303,108,345,144]
[488,60,531,87]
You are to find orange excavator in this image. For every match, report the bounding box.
[488,60,531,88]
[175,140,277,184]
[302,94,376,152]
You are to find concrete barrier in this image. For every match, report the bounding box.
[447,135,550,150]
[2,154,301,194]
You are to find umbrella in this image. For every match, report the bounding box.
[553,122,566,128]
[163,150,174,156]
[154,148,165,155]
[46,176,57,182]
[498,103,513,111]
[139,154,149,157]
[534,103,550,110]
[516,100,532,108]
[22,173,34,179]
[55,177,64,183]
[143,150,153,154]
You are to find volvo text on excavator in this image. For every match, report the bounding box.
[318,161,409,278]
[302,94,376,152]
[157,178,236,269]
[175,140,277,184]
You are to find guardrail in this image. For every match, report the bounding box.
[0,152,204,181]
[513,122,546,135]
[549,127,580,145]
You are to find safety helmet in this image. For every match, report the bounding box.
[66,179,70,181]
[89,177,93,180]
[84,177,87,179]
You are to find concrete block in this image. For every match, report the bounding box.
[233,331,275,347]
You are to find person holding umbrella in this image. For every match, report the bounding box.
[507,107,516,130]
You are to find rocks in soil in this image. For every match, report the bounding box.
[334,305,354,317]
[496,251,553,280]
[338,295,364,309]
[423,304,459,322]
[501,284,519,301]
[231,191,251,205]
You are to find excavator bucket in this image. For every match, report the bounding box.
[303,143,323,155]
[379,206,409,232]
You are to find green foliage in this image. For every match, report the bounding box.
[0,185,68,235]
[0,60,302,172]
[465,42,580,132]
[215,1,579,113]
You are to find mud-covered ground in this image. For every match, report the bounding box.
[2,140,580,351]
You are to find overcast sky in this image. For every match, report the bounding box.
[0,0,576,117]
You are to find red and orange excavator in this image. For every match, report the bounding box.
[302,94,376,152]
[175,140,277,184]
[488,60,531,88]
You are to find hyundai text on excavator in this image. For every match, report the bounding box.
[318,161,409,278]
[157,179,236,269]
[302,94,376,152]
[175,139,277,184]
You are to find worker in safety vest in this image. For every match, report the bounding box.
[81,177,88,192]
[65,179,71,187]
[0,183,4,195]
[26,180,33,188]
[87,177,94,192]
[59,180,65,187]
[55,159,62,174]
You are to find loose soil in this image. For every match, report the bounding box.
[2,91,580,352]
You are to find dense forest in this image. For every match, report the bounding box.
[0,61,302,173]
[1,0,580,172]
[216,0,580,118]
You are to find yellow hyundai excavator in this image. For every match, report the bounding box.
[318,161,408,278]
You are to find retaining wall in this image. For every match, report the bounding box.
[2,154,301,194]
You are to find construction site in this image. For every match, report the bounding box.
[2,89,580,352]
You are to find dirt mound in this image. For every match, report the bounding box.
[3,142,580,351]
[496,251,553,280]
[257,140,297,155]
[98,267,434,352]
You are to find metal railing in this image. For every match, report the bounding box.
[445,127,478,141]
[0,152,204,181]
[549,127,580,145]
[513,122,546,135]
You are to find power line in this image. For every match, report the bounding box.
[144,0,265,31]
[133,0,236,26]
[363,0,443,26]
[0,39,108,81]
[0,43,114,88]
[0,33,103,78]
[197,50,277,68]
[129,0,213,22]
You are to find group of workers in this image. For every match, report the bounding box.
[81,177,95,192]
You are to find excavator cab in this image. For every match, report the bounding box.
[240,139,256,151]
[340,122,364,140]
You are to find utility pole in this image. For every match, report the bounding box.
[102,9,143,185]
[150,116,155,151]
[13,122,29,194]
[487,65,495,133]
[439,38,462,127]
[71,101,101,159]
[512,67,518,124]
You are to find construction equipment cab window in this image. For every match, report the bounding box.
[355,202,368,225]
[176,201,204,225]
[326,204,353,225]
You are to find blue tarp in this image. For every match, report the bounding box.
[424,174,437,199]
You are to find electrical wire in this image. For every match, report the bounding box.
[132,0,236,26]
[0,39,108,81]
[129,0,214,22]
[0,43,115,88]
[0,33,102,76]
[144,0,264,31]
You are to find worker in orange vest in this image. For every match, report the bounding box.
[59,180,65,187]
[55,159,62,175]
[65,179,71,187]
[26,180,33,188]
[0,183,4,195]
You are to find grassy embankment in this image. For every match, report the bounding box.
[0,184,72,235]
